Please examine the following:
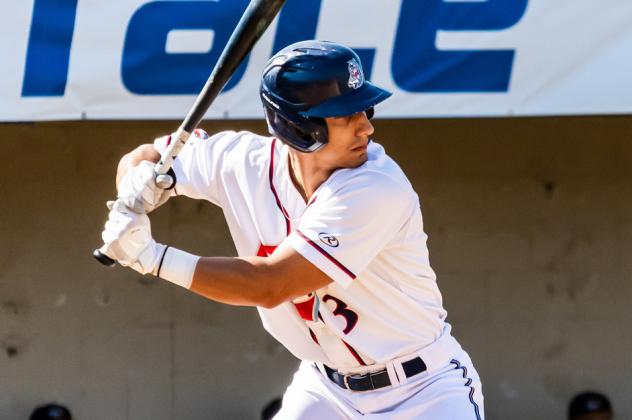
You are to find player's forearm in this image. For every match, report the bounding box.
[190,256,281,308]
[116,144,160,187]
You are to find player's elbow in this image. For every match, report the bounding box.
[243,288,279,309]
[257,294,283,309]
[255,278,290,309]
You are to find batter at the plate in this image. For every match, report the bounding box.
[101,40,485,419]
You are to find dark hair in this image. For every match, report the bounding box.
[29,403,72,420]
[569,391,612,418]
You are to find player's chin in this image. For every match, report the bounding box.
[346,151,368,168]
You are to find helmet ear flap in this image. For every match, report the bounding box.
[264,106,328,153]
[307,117,328,144]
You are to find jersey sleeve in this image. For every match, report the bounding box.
[153,130,241,205]
[285,173,415,288]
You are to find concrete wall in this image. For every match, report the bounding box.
[0,117,630,419]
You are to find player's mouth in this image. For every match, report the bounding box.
[350,140,369,152]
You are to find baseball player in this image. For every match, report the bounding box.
[101,40,484,419]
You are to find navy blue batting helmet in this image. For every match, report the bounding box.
[260,40,392,153]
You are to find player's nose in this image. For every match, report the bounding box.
[356,111,374,138]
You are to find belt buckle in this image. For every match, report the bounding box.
[343,374,351,390]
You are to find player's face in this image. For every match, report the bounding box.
[319,110,374,169]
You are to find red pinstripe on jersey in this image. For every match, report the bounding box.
[295,230,356,280]
[269,139,291,236]
[342,340,367,366]
[316,313,366,366]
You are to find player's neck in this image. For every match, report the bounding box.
[287,150,334,203]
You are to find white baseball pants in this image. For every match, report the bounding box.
[274,342,484,419]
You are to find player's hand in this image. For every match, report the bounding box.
[101,200,166,275]
[117,160,174,214]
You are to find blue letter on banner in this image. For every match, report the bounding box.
[393,0,528,93]
[122,0,249,95]
[22,0,78,97]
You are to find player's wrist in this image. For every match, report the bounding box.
[153,245,200,289]
[129,240,167,275]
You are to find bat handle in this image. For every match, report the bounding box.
[93,248,117,267]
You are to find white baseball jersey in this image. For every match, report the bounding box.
[155,130,448,372]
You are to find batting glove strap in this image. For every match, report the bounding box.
[101,201,166,274]
[128,240,166,275]
[155,246,200,289]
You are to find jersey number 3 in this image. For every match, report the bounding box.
[323,295,358,334]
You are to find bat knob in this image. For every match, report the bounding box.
[93,249,117,267]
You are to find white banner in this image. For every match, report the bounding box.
[2,0,632,121]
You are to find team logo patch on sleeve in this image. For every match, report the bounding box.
[318,233,339,247]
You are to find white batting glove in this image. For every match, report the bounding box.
[117,160,174,214]
[101,200,166,275]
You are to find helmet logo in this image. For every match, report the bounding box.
[347,59,364,89]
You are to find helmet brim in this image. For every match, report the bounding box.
[299,81,392,118]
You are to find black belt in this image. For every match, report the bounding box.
[322,357,427,392]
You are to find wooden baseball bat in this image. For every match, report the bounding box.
[94,0,286,266]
